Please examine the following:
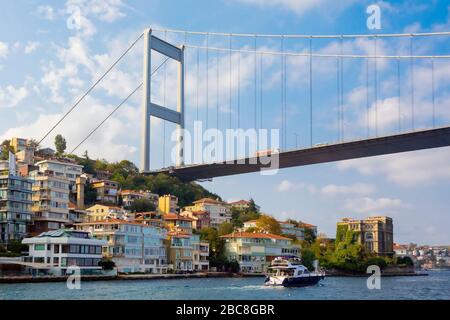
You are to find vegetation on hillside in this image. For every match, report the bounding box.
[66,152,221,208]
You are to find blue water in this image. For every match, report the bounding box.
[0,270,449,300]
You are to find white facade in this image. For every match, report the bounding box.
[22,229,107,276]
[186,199,231,229]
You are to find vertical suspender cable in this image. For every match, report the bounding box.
[238,47,241,129]
[309,36,313,147]
[206,33,209,131]
[281,36,284,149]
[397,58,401,133]
[340,36,344,141]
[336,57,340,142]
[431,58,436,128]
[374,35,378,137]
[410,35,415,131]
[229,35,232,130]
[366,58,370,138]
[260,53,263,130]
[216,48,220,146]
[254,35,257,130]
[163,30,167,167]
[196,47,200,121]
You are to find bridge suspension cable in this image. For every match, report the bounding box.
[69,57,170,154]
[152,28,450,39]
[38,32,144,145]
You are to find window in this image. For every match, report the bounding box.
[34,244,45,251]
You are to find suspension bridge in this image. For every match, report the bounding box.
[37,28,450,181]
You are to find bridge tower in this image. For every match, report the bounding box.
[141,28,185,172]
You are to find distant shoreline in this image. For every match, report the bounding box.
[0,270,430,284]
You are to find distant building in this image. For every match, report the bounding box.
[221,232,301,273]
[228,199,260,212]
[165,230,194,271]
[34,159,83,195]
[67,202,88,226]
[337,216,394,256]
[86,204,129,222]
[0,157,33,245]
[22,229,107,276]
[30,171,70,235]
[192,234,209,271]
[185,198,231,228]
[164,213,194,234]
[158,194,178,214]
[90,180,119,204]
[121,190,158,209]
[75,218,168,274]
[393,243,409,256]
[180,210,210,230]
[279,220,317,240]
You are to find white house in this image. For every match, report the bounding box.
[22,229,107,276]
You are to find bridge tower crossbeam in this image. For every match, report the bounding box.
[141,28,185,172]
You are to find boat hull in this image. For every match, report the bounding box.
[265,275,325,287]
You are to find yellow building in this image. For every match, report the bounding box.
[336,216,394,256]
[86,204,129,222]
[158,194,178,214]
[90,180,119,204]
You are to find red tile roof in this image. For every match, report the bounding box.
[220,232,292,241]
[76,218,144,226]
[164,214,194,222]
[192,198,225,205]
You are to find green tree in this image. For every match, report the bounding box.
[0,140,13,160]
[256,214,281,234]
[54,134,67,156]
[301,247,316,271]
[7,239,27,254]
[127,198,156,212]
[218,222,234,236]
[303,228,317,246]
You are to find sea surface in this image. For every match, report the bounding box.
[0,270,449,300]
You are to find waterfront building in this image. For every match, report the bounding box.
[86,204,129,222]
[120,190,159,209]
[185,198,231,229]
[180,210,210,230]
[192,234,209,271]
[337,216,394,256]
[30,170,70,235]
[75,218,168,273]
[90,179,119,204]
[394,243,409,256]
[228,199,260,212]
[158,194,179,214]
[0,157,33,245]
[221,232,301,273]
[165,230,194,271]
[22,229,107,276]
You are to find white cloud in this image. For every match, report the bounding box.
[321,183,376,196]
[276,179,316,193]
[344,197,409,214]
[337,147,450,187]
[233,0,356,17]
[0,85,28,108]
[24,42,41,54]
[0,42,9,59]
[36,5,55,20]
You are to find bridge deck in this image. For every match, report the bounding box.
[144,126,450,181]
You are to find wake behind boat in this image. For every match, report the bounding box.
[265,256,325,287]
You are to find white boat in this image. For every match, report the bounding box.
[265,256,325,287]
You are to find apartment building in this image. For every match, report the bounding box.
[337,216,394,256]
[165,231,194,271]
[30,171,70,235]
[86,204,129,222]
[90,180,119,204]
[0,158,33,245]
[228,199,260,212]
[120,190,159,209]
[75,218,168,274]
[164,213,194,234]
[185,198,231,228]
[22,229,107,276]
[279,221,317,240]
[180,210,210,231]
[35,160,83,194]
[158,194,178,214]
[192,234,209,271]
[221,232,301,273]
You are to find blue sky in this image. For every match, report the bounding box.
[1,0,450,244]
